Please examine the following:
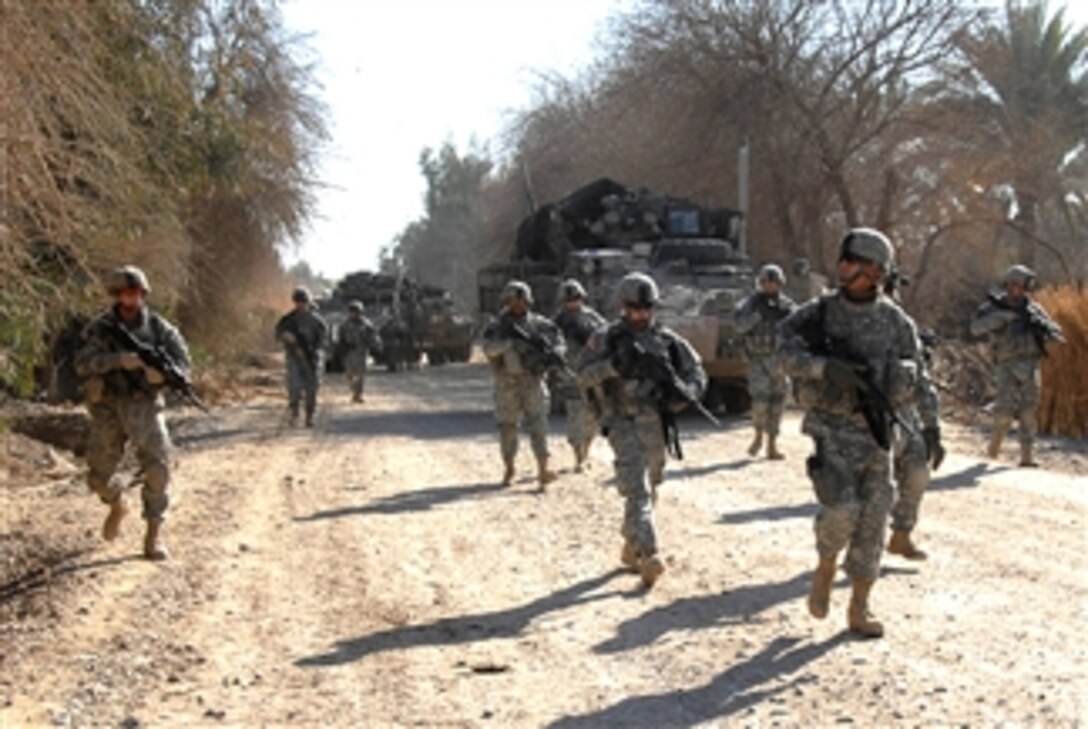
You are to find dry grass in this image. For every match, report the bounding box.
[1035,285,1088,438]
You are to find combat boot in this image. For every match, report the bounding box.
[288,408,300,427]
[987,422,1010,459]
[304,411,315,428]
[537,458,557,489]
[102,495,129,542]
[143,519,169,561]
[747,428,764,457]
[847,578,884,638]
[639,553,666,588]
[572,444,586,473]
[807,555,837,619]
[501,460,515,487]
[887,529,927,561]
[620,541,639,572]
[766,434,785,461]
[1019,441,1038,468]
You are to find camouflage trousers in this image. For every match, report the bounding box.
[286,352,321,417]
[891,425,929,532]
[994,358,1040,446]
[344,349,368,400]
[85,397,172,520]
[606,413,667,558]
[747,354,788,435]
[562,380,598,450]
[803,412,893,581]
[494,373,550,463]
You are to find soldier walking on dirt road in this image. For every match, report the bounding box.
[338,300,381,403]
[553,279,607,472]
[780,229,925,637]
[482,280,564,489]
[75,266,192,560]
[578,273,707,588]
[969,265,1063,467]
[734,264,796,460]
[275,286,328,427]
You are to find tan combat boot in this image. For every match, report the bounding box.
[573,444,586,473]
[887,529,927,561]
[747,428,764,457]
[143,519,169,561]
[807,555,837,619]
[766,434,785,461]
[987,421,1010,459]
[501,460,516,487]
[847,578,884,638]
[537,459,558,488]
[639,553,666,588]
[1019,441,1038,468]
[620,541,639,572]
[102,495,129,542]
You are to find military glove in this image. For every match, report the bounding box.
[118,352,143,371]
[923,426,945,470]
[281,331,298,345]
[144,366,166,386]
[823,358,865,390]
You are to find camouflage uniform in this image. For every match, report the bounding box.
[275,302,328,424]
[338,312,381,402]
[578,273,706,587]
[482,293,564,483]
[969,267,1061,464]
[76,305,191,523]
[735,281,796,448]
[553,292,607,469]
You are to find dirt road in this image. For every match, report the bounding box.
[2,362,1085,727]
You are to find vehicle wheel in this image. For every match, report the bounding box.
[429,351,446,366]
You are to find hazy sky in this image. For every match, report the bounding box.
[279,0,618,279]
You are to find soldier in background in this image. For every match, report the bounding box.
[578,273,707,588]
[780,228,924,637]
[482,281,563,488]
[882,271,945,561]
[735,264,797,460]
[553,279,607,472]
[969,265,1063,467]
[338,300,382,403]
[75,266,192,560]
[275,286,328,427]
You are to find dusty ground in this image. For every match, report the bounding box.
[1,361,1086,727]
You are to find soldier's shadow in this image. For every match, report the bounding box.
[0,550,143,604]
[929,462,1011,491]
[669,458,752,480]
[295,569,628,667]
[294,481,520,521]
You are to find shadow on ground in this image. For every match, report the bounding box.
[550,633,850,728]
[295,570,627,667]
[294,481,519,521]
[929,462,1010,491]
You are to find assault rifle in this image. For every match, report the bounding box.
[107,321,208,412]
[987,294,1064,356]
[510,321,575,379]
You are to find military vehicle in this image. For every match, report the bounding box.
[319,271,473,372]
[478,177,823,412]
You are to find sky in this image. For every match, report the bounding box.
[280,1,1088,282]
[279,0,618,279]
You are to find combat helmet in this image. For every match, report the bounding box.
[559,279,587,302]
[501,280,533,306]
[1002,264,1036,289]
[106,265,151,295]
[292,286,312,304]
[758,264,786,285]
[617,272,659,307]
[347,300,364,314]
[839,228,894,270]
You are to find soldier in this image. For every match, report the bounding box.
[969,265,1063,466]
[780,228,925,637]
[552,279,607,472]
[882,272,945,561]
[338,300,381,403]
[74,266,191,560]
[482,280,563,488]
[578,273,707,588]
[735,264,797,459]
[275,286,328,427]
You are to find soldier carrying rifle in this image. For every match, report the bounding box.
[276,286,328,427]
[75,266,194,560]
